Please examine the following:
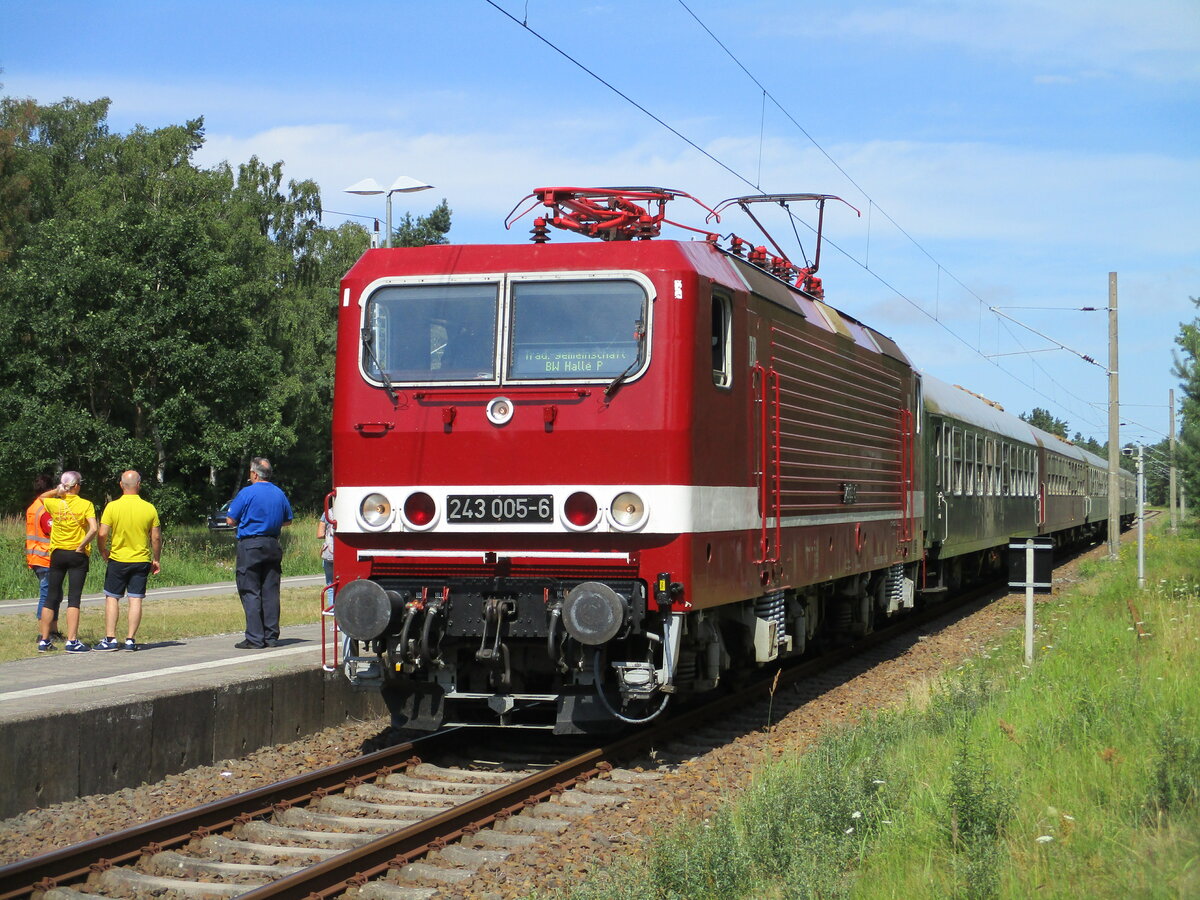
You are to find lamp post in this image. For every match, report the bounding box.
[343,176,434,248]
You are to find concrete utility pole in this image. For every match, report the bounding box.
[1136,444,1145,590]
[1107,272,1121,559]
[1170,388,1178,534]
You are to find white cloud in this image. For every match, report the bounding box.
[193,119,1200,273]
[828,0,1200,82]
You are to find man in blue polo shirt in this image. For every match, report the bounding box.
[226,457,293,649]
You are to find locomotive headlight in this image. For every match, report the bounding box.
[402,492,438,530]
[562,491,600,531]
[608,491,648,531]
[359,492,393,530]
[486,396,514,426]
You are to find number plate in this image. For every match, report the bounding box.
[447,494,554,524]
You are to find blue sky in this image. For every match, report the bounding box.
[3,0,1197,447]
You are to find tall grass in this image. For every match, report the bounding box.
[0,514,323,601]
[540,522,1200,899]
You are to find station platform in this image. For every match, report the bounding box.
[0,578,386,820]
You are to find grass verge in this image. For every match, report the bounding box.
[0,514,325,661]
[541,522,1200,899]
[0,514,324,601]
[0,586,324,660]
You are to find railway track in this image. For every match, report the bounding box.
[0,581,1016,900]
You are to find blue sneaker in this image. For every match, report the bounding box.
[123,638,138,651]
[64,640,91,653]
[94,637,120,652]
[37,639,55,653]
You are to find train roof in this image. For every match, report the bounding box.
[922,373,1110,468]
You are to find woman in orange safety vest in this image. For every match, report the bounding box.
[24,474,56,632]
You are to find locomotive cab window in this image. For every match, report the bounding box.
[711,291,732,388]
[508,280,648,381]
[363,283,499,383]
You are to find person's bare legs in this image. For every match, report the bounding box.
[105,595,120,637]
[126,597,143,641]
[65,605,81,642]
[39,606,54,641]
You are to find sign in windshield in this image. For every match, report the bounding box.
[508,281,646,380]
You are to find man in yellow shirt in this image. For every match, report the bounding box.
[95,470,161,651]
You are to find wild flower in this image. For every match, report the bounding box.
[1036,835,1054,843]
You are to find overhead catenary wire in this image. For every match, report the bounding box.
[672,0,1111,426]
[485,0,1120,440]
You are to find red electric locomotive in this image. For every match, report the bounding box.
[331,188,923,733]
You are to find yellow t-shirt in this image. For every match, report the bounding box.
[43,495,97,555]
[100,494,161,563]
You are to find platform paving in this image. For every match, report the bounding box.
[0,588,386,819]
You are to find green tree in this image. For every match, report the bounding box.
[1142,438,1172,507]
[1172,296,1200,514]
[0,97,37,264]
[0,110,288,512]
[0,94,448,518]
[1020,407,1068,438]
[392,199,451,247]
[269,220,371,510]
[1071,432,1105,457]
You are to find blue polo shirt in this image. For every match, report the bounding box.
[226,481,293,539]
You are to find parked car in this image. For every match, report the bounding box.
[206,501,234,532]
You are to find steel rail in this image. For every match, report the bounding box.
[0,731,459,900]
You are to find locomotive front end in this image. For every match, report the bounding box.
[331,244,692,733]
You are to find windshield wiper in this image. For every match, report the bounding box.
[604,317,646,400]
[361,328,400,407]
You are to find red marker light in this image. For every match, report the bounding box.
[563,492,598,528]
[404,492,437,527]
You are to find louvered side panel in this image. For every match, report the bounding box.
[770,322,904,516]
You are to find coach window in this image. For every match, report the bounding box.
[951,429,963,495]
[965,433,977,496]
[975,434,985,495]
[364,282,499,384]
[508,280,648,381]
[937,425,950,489]
[980,437,989,495]
[711,291,732,388]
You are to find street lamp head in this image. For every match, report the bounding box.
[344,176,433,249]
[344,177,385,196]
[388,176,434,194]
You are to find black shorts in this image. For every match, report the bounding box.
[104,560,152,599]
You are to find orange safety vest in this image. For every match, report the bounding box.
[25,499,51,569]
